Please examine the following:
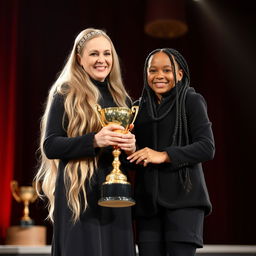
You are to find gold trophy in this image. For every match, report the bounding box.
[6,180,46,245]
[95,104,139,207]
[10,180,38,226]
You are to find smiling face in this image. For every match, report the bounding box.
[77,36,113,82]
[147,51,183,100]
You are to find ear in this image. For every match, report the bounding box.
[77,54,82,66]
[177,69,183,81]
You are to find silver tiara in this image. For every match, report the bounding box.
[76,31,103,53]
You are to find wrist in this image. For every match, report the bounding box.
[162,151,171,163]
[93,133,99,148]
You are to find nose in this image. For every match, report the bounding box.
[155,72,164,80]
[97,54,105,63]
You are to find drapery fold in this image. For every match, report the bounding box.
[0,0,18,243]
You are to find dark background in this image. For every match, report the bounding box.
[1,0,256,245]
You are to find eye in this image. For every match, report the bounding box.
[89,52,98,56]
[104,52,111,56]
[163,69,172,73]
[149,69,156,73]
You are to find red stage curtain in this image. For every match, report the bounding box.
[0,0,18,243]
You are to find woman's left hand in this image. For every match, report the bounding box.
[127,147,170,167]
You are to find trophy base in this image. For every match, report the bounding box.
[5,226,46,245]
[98,196,135,207]
[20,219,34,227]
[98,183,135,207]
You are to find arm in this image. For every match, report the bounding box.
[165,92,215,169]
[44,94,136,160]
[43,94,96,160]
[128,92,215,168]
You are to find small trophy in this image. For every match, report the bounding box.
[95,104,139,207]
[10,180,38,226]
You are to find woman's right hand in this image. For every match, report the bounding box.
[94,124,125,148]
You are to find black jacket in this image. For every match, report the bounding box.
[133,86,215,217]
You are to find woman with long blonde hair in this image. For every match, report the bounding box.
[35,28,136,256]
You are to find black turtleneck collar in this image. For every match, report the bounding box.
[89,76,116,108]
[142,82,184,121]
[161,83,179,99]
[90,77,108,87]
[148,81,182,106]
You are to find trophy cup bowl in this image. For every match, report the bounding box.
[10,180,38,226]
[95,104,139,207]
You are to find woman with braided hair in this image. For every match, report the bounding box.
[34,28,136,256]
[128,48,215,256]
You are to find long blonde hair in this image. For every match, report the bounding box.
[35,28,130,222]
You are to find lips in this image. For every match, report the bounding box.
[153,82,168,88]
[95,66,108,71]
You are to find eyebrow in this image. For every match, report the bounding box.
[88,49,111,52]
[148,64,172,68]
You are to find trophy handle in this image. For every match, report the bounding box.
[129,106,139,129]
[10,180,21,202]
[95,104,105,127]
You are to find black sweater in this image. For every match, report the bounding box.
[133,86,215,217]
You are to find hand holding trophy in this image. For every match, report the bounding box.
[95,104,139,207]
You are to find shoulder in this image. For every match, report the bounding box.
[186,87,207,107]
[52,92,65,104]
[49,92,66,112]
[185,87,208,117]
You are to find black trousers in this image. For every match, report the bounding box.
[138,241,197,256]
[136,206,204,256]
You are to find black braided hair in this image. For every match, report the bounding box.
[139,48,192,192]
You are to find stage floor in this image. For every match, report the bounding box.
[0,245,256,256]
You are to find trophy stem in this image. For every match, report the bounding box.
[104,148,129,184]
[20,200,34,226]
[98,146,135,207]
[22,200,31,222]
